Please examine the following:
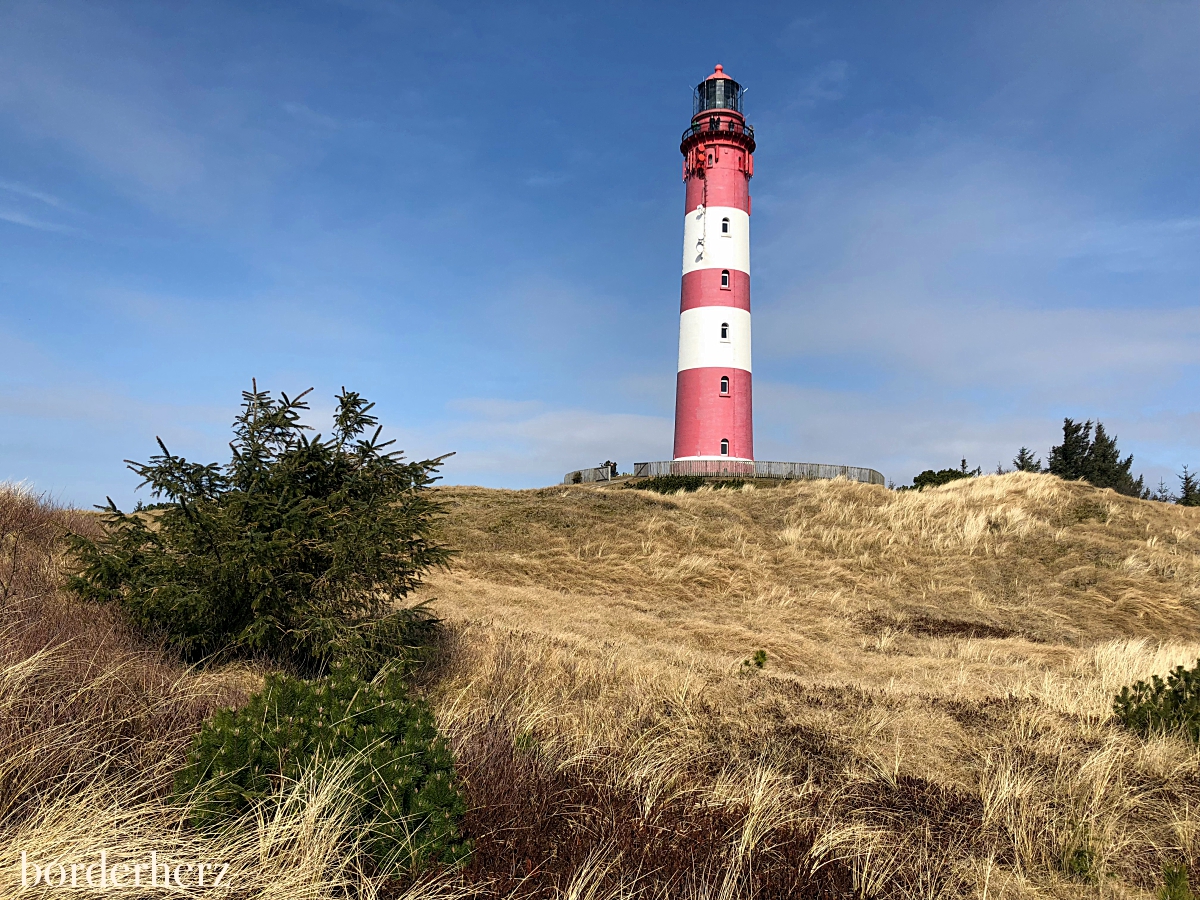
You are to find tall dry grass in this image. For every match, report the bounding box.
[0,485,476,899]
[6,473,1200,898]
[416,473,1200,898]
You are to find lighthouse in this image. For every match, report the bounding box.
[563,67,887,488]
[672,65,755,473]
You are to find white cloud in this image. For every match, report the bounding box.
[0,209,72,233]
[0,179,69,208]
[753,137,1200,406]
[412,399,672,486]
[283,102,343,130]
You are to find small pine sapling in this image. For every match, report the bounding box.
[1012,447,1042,473]
[1114,659,1200,742]
[1179,466,1200,508]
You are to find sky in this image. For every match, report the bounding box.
[0,0,1197,506]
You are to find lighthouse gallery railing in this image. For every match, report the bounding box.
[680,118,755,144]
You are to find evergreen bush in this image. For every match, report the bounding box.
[69,384,468,874]
[175,660,469,871]
[906,459,981,491]
[1160,863,1197,900]
[68,383,450,673]
[1114,660,1200,742]
[1179,466,1200,508]
[1012,447,1043,472]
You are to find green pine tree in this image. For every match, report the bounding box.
[1048,418,1092,482]
[1180,466,1200,508]
[1086,422,1146,497]
[1047,418,1146,498]
[1152,479,1176,503]
[68,383,452,673]
[1013,447,1042,472]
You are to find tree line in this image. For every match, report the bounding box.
[905,418,1199,506]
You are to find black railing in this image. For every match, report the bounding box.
[681,117,755,145]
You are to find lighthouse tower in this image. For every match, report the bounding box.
[672,65,755,473]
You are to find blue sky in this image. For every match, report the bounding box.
[1,0,1197,506]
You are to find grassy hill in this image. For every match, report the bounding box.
[417,473,1200,898]
[3,473,1200,899]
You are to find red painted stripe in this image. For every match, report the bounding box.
[672,368,753,461]
[685,166,750,213]
[680,269,750,313]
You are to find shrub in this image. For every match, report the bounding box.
[907,459,981,491]
[67,384,450,673]
[741,649,767,670]
[627,475,750,494]
[1161,863,1197,900]
[1114,660,1200,742]
[175,660,469,872]
[67,385,468,875]
[1012,447,1042,472]
[1179,466,1200,508]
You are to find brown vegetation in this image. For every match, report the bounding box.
[418,473,1200,898]
[4,473,1200,898]
[0,485,460,900]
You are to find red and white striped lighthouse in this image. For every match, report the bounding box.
[672,65,755,473]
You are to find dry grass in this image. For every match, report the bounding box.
[6,473,1200,898]
[0,484,471,899]
[414,473,1200,898]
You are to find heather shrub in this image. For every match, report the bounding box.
[175,659,469,872]
[1114,660,1200,741]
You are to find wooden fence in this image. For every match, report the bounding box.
[563,466,618,484]
[629,460,885,485]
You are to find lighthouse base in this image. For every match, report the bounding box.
[668,457,755,477]
[620,460,886,485]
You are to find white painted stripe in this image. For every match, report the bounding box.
[681,206,750,276]
[677,306,752,372]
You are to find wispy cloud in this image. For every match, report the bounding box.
[525,171,571,188]
[0,179,69,209]
[283,102,342,129]
[788,60,850,108]
[0,209,73,233]
[415,399,672,486]
[748,127,1199,484]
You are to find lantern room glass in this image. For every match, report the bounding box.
[693,77,744,115]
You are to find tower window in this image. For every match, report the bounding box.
[720,376,729,395]
[720,439,730,456]
[721,217,730,235]
[720,322,729,339]
[720,270,730,289]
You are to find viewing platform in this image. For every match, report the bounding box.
[564,460,885,486]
